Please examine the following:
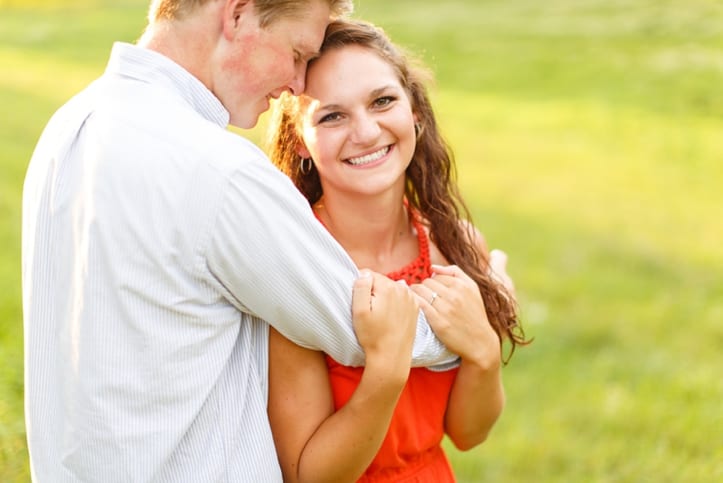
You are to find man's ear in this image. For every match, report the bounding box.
[222,0,253,39]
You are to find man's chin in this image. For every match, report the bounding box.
[229,103,269,130]
[229,113,260,130]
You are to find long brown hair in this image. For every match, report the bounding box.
[266,19,528,360]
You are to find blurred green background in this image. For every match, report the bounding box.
[1,0,721,481]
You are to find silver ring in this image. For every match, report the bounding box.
[429,292,439,306]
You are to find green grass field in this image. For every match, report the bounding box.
[2,0,722,481]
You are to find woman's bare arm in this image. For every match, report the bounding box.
[268,272,419,482]
[411,225,508,450]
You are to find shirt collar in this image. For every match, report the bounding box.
[105,42,230,127]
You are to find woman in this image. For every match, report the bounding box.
[266,19,527,482]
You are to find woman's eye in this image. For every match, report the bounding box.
[319,112,342,124]
[374,96,396,108]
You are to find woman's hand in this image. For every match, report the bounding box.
[268,270,420,483]
[410,265,500,369]
[412,263,510,450]
[352,270,419,380]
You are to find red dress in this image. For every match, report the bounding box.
[325,214,459,482]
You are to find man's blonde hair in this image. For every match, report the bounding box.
[148,0,353,26]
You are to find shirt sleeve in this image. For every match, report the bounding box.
[205,149,458,368]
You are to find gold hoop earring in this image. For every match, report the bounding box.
[414,122,423,140]
[299,157,313,175]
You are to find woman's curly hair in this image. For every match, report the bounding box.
[266,19,529,360]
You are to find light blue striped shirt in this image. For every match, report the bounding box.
[22,43,456,482]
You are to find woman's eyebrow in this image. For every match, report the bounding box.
[369,85,397,98]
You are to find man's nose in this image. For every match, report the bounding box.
[288,66,306,95]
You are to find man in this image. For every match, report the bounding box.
[22,0,457,480]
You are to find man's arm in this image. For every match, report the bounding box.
[205,150,457,367]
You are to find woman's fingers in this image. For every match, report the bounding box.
[351,269,374,316]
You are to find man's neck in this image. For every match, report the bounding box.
[137,7,220,89]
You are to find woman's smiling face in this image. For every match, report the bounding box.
[298,45,417,199]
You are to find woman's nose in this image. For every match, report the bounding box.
[351,113,381,145]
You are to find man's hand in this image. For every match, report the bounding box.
[488,249,516,300]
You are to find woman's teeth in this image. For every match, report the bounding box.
[346,146,390,166]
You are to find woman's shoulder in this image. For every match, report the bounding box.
[418,216,489,264]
